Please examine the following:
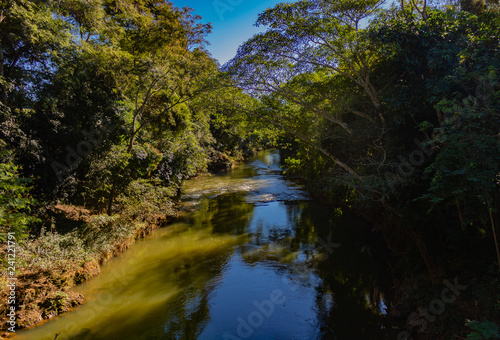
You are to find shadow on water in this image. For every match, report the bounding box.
[15,150,397,340]
[236,199,397,339]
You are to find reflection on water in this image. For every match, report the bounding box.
[16,150,396,340]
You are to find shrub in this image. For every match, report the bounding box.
[18,229,91,271]
[116,178,176,224]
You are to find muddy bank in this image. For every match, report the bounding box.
[0,151,252,337]
[0,204,175,337]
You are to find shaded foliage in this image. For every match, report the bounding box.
[226,0,500,336]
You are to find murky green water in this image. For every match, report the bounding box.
[16,150,396,340]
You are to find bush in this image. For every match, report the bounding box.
[79,214,122,256]
[19,229,91,271]
[116,178,176,224]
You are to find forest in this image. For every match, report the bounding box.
[1,0,500,338]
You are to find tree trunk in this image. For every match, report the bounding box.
[489,209,500,270]
[456,198,466,231]
[411,229,440,282]
[107,176,118,216]
[128,112,139,153]
[110,113,138,214]
[128,132,136,153]
[436,109,443,125]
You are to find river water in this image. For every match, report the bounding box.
[16,150,396,340]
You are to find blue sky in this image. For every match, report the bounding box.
[171,0,289,65]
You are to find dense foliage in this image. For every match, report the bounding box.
[2,0,500,336]
[0,0,263,328]
[225,0,500,337]
[0,0,259,225]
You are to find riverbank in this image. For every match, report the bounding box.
[12,149,398,339]
[0,150,257,336]
[0,203,177,336]
[6,147,498,339]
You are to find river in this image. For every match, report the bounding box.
[16,150,396,339]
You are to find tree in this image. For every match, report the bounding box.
[224,0,392,180]
[225,0,500,280]
[226,0,385,114]
[0,141,37,239]
[0,0,70,106]
[92,1,215,153]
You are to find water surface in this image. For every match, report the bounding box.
[16,150,395,339]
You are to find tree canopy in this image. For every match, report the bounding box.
[225,0,500,284]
